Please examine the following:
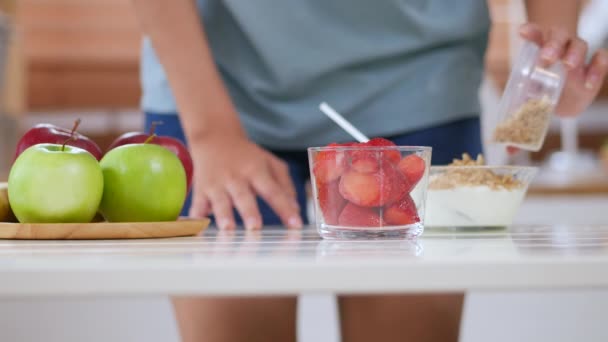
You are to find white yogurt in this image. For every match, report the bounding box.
[424,186,527,227]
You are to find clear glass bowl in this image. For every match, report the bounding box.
[425,165,538,228]
[308,145,432,240]
[492,40,566,151]
[316,240,424,259]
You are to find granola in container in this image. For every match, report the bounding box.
[491,41,566,152]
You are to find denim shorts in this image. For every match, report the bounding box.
[144,113,482,226]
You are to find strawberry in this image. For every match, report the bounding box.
[338,163,397,207]
[338,203,384,227]
[316,180,347,225]
[366,137,401,165]
[350,153,381,173]
[313,143,348,183]
[397,154,426,190]
[347,139,400,173]
[384,163,409,204]
[383,194,420,225]
[339,170,384,207]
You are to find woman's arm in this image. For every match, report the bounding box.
[130,0,301,230]
[130,0,244,142]
[525,0,580,33]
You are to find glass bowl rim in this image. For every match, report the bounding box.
[430,165,537,172]
[307,146,432,152]
[430,165,538,180]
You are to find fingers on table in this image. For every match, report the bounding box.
[208,189,236,230]
[189,190,211,219]
[270,158,297,199]
[227,179,262,231]
[251,168,302,230]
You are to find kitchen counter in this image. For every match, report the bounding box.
[0,222,607,297]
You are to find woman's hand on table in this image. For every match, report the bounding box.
[188,134,302,231]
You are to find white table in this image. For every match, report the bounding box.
[0,224,607,297]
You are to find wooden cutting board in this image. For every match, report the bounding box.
[0,218,210,240]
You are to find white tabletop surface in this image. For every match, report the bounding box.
[1,222,608,297]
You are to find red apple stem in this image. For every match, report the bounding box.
[144,134,157,144]
[61,118,82,151]
[70,118,82,137]
[149,121,164,136]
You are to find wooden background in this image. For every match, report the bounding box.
[14,0,141,111]
[3,0,608,158]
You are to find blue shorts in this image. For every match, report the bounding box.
[144,113,482,226]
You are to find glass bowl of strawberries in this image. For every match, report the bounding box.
[308,138,432,239]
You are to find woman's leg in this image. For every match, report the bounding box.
[145,113,308,342]
[339,117,482,342]
[173,296,297,342]
[339,293,464,342]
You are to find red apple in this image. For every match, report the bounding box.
[14,119,103,162]
[106,121,194,191]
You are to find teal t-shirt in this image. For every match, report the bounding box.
[141,0,490,149]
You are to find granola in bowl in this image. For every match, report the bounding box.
[425,154,537,228]
[428,154,524,190]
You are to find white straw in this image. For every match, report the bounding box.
[319,102,370,143]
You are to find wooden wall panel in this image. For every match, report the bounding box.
[28,61,140,110]
[12,0,607,111]
[16,0,142,111]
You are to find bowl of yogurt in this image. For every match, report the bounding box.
[425,154,537,228]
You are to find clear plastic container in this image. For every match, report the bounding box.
[492,41,566,151]
[308,145,431,240]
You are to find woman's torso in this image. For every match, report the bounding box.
[141,0,491,149]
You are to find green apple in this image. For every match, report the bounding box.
[8,143,104,223]
[99,143,187,222]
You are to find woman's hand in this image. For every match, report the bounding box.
[188,134,302,231]
[506,23,608,155]
[519,23,608,116]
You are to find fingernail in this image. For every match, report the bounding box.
[585,74,599,90]
[541,48,556,61]
[218,219,232,230]
[288,216,303,229]
[565,56,578,69]
[245,217,260,230]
